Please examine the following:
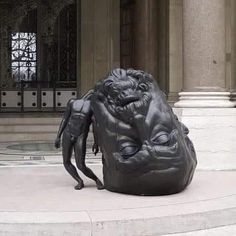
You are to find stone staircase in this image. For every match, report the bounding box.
[0,113,95,145]
[0,114,61,142]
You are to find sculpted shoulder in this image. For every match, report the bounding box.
[71,99,91,114]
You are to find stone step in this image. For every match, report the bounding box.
[0,115,96,142]
[0,116,61,141]
[0,124,58,133]
[0,133,57,142]
[0,116,95,142]
[0,133,95,142]
[163,224,236,236]
[0,117,61,125]
[0,168,235,236]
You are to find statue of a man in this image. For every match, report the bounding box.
[55,90,104,190]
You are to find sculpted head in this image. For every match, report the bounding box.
[92,68,197,195]
[94,69,153,121]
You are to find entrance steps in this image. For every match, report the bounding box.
[0,114,61,142]
[0,113,95,145]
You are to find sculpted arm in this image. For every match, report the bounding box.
[92,119,99,155]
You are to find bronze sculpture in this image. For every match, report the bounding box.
[56,68,197,195]
[55,90,103,190]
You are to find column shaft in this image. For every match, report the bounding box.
[133,0,158,79]
[80,0,120,94]
[175,0,234,107]
[168,0,183,104]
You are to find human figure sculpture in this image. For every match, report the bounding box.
[91,68,197,195]
[55,90,104,190]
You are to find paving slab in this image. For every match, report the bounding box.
[164,224,236,236]
[0,164,235,235]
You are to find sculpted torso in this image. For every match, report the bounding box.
[66,100,92,138]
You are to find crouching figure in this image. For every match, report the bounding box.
[55,90,103,190]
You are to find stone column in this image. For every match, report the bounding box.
[80,0,120,95]
[227,0,236,105]
[133,0,158,80]
[168,0,183,104]
[175,0,234,107]
[0,3,12,89]
[157,0,169,93]
[76,0,81,95]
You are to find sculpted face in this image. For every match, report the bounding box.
[99,69,152,122]
[92,69,197,195]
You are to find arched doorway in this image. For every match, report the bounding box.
[0,0,78,112]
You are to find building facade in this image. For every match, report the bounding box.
[0,0,236,169]
[1,0,236,110]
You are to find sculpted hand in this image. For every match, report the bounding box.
[92,143,99,155]
[55,137,61,149]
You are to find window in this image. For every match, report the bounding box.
[11,32,36,86]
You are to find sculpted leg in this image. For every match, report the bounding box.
[62,133,84,190]
[74,137,104,190]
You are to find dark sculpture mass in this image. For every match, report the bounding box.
[55,90,104,190]
[56,68,197,195]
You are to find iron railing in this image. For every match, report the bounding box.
[0,80,76,112]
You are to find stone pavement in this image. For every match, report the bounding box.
[166,224,236,235]
[0,140,100,166]
[0,162,235,236]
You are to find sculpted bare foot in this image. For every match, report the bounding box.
[74,181,84,190]
[96,179,104,190]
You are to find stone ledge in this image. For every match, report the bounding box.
[0,165,235,235]
[173,108,236,170]
[0,207,235,236]
[174,92,235,108]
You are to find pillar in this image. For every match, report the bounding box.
[168,0,183,104]
[0,3,12,89]
[76,0,81,95]
[175,0,234,107]
[227,0,236,105]
[133,0,158,80]
[80,0,120,95]
[157,0,169,93]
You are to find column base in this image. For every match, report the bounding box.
[174,92,235,108]
[230,92,236,107]
[173,107,236,170]
[167,92,179,106]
